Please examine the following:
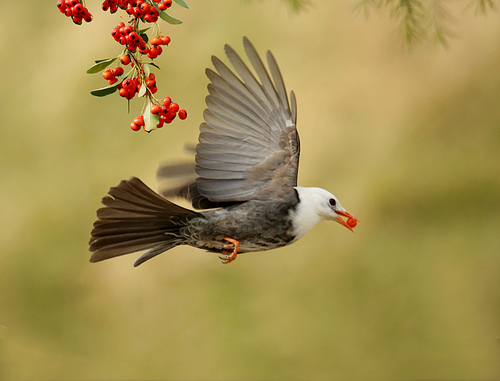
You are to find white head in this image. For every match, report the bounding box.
[289,186,358,241]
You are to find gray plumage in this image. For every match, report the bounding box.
[89,37,357,267]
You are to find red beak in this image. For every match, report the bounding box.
[335,210,358,233]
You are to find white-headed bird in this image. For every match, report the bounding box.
[89,37,358,267]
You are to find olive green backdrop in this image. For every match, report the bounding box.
[1,1,499,379]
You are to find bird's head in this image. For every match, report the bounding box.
[294,186,358,233]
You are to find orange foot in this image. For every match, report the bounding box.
[219,237,240,264]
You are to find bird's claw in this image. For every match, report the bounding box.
[219,237,239,264]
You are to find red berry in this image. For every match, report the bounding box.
[102,68,115,80]
[150,105,162,114]
[178,109,187,120]
[144,13,156,22]
[122,78,134,90]
[138,44,149,54]
[162,96,171,107]
[108,78,118,85]
[113,66,124,77]
[160,35,171,45]
[159,106,169,116]
[150,37,162,46]
[347,217,357,228]
[149,45,162,57]
[139,2,150,12]
[119,88,129,97]
[130,122,141,131]
[133,116,145,126]
[120,54,131,65]
[127,32,139,43]
[164,115,175,123]
[133,7,144,17]
[57,0,66,11]
[169,102,179,113]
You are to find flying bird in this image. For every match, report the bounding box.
[89,37,358,267]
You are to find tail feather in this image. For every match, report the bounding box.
[89,177,201,266]
[133,242,179,267]
[91,220,171,236]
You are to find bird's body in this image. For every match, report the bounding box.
[89,38,357,266]
[183,196,298,253]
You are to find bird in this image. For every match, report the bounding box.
[89,37,358,267]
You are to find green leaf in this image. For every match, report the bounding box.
[143,100,160,132]
[143,64,151,77]
[94,58,113,64]
[159,11,183,24]
[87,58,117,74]
[173,0,189,9]
[137,27,151,34]
[140,33,149,43]
[90,82,119,97]
[138,83,147,98]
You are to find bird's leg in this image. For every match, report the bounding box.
[219,237,240,264]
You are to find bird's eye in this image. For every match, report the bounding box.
[329,198,336,207]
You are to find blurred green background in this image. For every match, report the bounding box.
[1,1,500,379]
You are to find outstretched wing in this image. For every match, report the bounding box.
[195,37,300,204]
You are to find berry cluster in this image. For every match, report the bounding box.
[57,0,93,24]
[151,96,187,126]
[111,22,171,58]
[111,22,148,51]
[102,67,124,85]
[102,0,172,20]
[113,73,157,100]
[97,50,186,131]
[147,35,171,59]
[60,0,189,132]
[130,97,186,131]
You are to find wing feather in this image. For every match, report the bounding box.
[158,38,300,208]
[207,84,273,134]
[194,38,299,204]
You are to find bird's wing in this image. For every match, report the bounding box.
[195,37,300,204]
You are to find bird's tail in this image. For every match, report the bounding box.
[89,177,202,267]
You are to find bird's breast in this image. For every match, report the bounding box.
[288,198,323,242]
